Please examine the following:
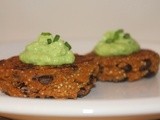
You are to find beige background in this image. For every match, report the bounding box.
[0,0,160,43]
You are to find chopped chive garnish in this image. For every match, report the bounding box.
[116,29,124,34]
[123,33,130,39]
[41,32,52,36]
[114,29,124,40]
[65,42,71,50]
[47,39,52,44]
[53,34,60,42]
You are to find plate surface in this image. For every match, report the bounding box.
[0,40,160,120]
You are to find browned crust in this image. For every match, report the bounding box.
[87,49,160,82]
[0,49,159,99]
[0,55,97,99]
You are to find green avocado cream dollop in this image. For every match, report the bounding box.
[94,29,140,56]
[20,32,75,65]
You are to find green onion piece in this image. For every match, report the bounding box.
[41,32,52,36]
[47,39,52,44]
[114,29,124,40]
[123,33,130,39]
[53,34,60,42]
[116,29,124,34]
[65,42,71,50]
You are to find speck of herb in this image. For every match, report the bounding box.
[41,32,52,36]
[106,29,124,43]
[47,39,52,44]
[65,42,71,50]
[123,33,130,39]
[114,29,124,40]
[116,29,124,34]
[53,35,60,42]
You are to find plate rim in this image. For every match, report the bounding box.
[0,96,160,117]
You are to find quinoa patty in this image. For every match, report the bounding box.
[87,49,160,82]
[0,55,97,99]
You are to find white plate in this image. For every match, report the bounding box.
[0,40,160,120]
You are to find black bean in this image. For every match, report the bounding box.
[116,63,132,73]
[12,82,30,94]
[13,81,25,88]
[32,75,54,85]
[77,87,86,98]
[89,75,97,84]
[21,86,29,95]
[71,64,78,71]
[3,91,10,96]
[139,59,152,71]
[144,70,156,78]
[16,83,29,94]
[122,64,132,73]
[18,82,26,89]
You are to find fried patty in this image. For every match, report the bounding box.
[0,55,97,99]
[0,49,159,99]
[87,49,160,82]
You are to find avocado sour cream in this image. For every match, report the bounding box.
[94,29,140,56]
[20,32,75,65]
